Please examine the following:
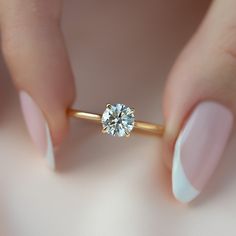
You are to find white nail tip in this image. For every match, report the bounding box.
[45,123,55,170]
[172,137,199,203]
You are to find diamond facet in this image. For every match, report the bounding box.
[101,103,135,137]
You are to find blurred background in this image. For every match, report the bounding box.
[1,0,236,235]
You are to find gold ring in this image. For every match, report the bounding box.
[68,103,164,137]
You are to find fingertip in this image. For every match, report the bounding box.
[19,91,57,169]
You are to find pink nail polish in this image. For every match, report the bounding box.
[19,91,55,169]
[172,101,233,203]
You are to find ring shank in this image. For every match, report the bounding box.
[68,109,164,136]
[134,120,164,135]
[69,109,101,122]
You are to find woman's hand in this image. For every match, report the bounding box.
[163,0,235,203]
[0,0,75,169]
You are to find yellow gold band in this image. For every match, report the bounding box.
[68,108,164,136]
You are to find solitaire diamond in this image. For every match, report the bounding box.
[101,103,135,137]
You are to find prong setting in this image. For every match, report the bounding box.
[106,104,112,109]
[101,103,135,137]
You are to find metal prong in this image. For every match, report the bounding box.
[125,131,131,137]
[131,108,135,113]
[102,128,107,134]
[106,104,112,109]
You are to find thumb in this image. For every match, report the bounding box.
[163,0,236,203]
[0,1,75,169]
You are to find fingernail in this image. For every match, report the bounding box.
[172,101,233,203]
[19,91,55,169]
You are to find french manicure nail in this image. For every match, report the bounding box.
[172,101,233,203]
[19,91,55,169]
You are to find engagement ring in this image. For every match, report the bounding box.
[68,103,164,137]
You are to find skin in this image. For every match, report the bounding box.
[163,0,236,168]
[0,0,75,147]
[0,0,236,194]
